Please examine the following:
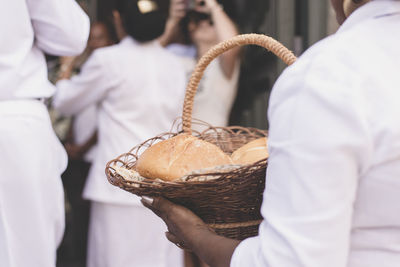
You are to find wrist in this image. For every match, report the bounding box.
[186,225,215,250]
[60,64,72,73]
[58,70,72,80]
[189,227,216,257]
[80,144,89,155]
[167,17,180,26]
[58,64,73,78]
[194,231,240,267]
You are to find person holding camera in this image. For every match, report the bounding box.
[160,0,240,131]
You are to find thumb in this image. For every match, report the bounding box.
[141,196,173,218]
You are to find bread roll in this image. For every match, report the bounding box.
[231,137,268,165]
[136,134,233,181]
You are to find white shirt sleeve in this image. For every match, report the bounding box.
[53,50,121,116]
[231,49,373,267]
[26,0,90,56]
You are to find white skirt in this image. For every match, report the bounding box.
[87,201,184,267]
[0,100,67,267]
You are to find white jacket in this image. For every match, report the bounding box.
[0,0,89,100]
[53,37,186,205]
[231,1,400,267]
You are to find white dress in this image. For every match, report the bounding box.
[231,1,400,267]
[169,48,240,132]
[0,1,89,267]
[191,59,240,131]
[53,37,186,267]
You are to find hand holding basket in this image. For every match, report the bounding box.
[106,33,296,240]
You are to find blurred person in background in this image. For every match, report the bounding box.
[0,0,89,267]
[52,0,186,266]
[56,21,116,266]
[87,22,116,53]
[160,0,240,132]
[59,21,117,77]
[143,0,400,267]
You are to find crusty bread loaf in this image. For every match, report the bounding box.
[231,137,268,165]
[136,134,233,181]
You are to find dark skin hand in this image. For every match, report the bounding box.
[141,197,241,267]
[65,132,98,160]
[65,143,86,160]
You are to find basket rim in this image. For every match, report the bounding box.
[106,156,268,187]
[105,124,268,187]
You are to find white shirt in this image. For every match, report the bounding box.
[231,1,400,267]
[0,0,89,100]
[53,37,186,205]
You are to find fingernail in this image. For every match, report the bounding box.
[141,196,154,205]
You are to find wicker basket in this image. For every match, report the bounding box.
[106,34,296,240]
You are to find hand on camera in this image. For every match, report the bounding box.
[194,0,219,14]
[169,0,187,23]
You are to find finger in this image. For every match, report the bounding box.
[141,196,163,218]
[141,196,154,206]
[165,231,181,244]
[175,10,186,18]
[171,4,186,15]
[149,196,174,215]
[194,6,208,13]
[141,196,178,222]
[175,2,186,8]
[165,232,191,251]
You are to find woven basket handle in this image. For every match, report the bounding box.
[182,33,297,134]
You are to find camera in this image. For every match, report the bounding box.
[185,0,205,11]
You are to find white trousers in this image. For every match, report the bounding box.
[87,201,184,267]
[0,100,67,267]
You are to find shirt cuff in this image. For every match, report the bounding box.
[230,235,263,267]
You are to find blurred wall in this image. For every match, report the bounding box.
[229,0,296,129]
[231,0,339,129]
